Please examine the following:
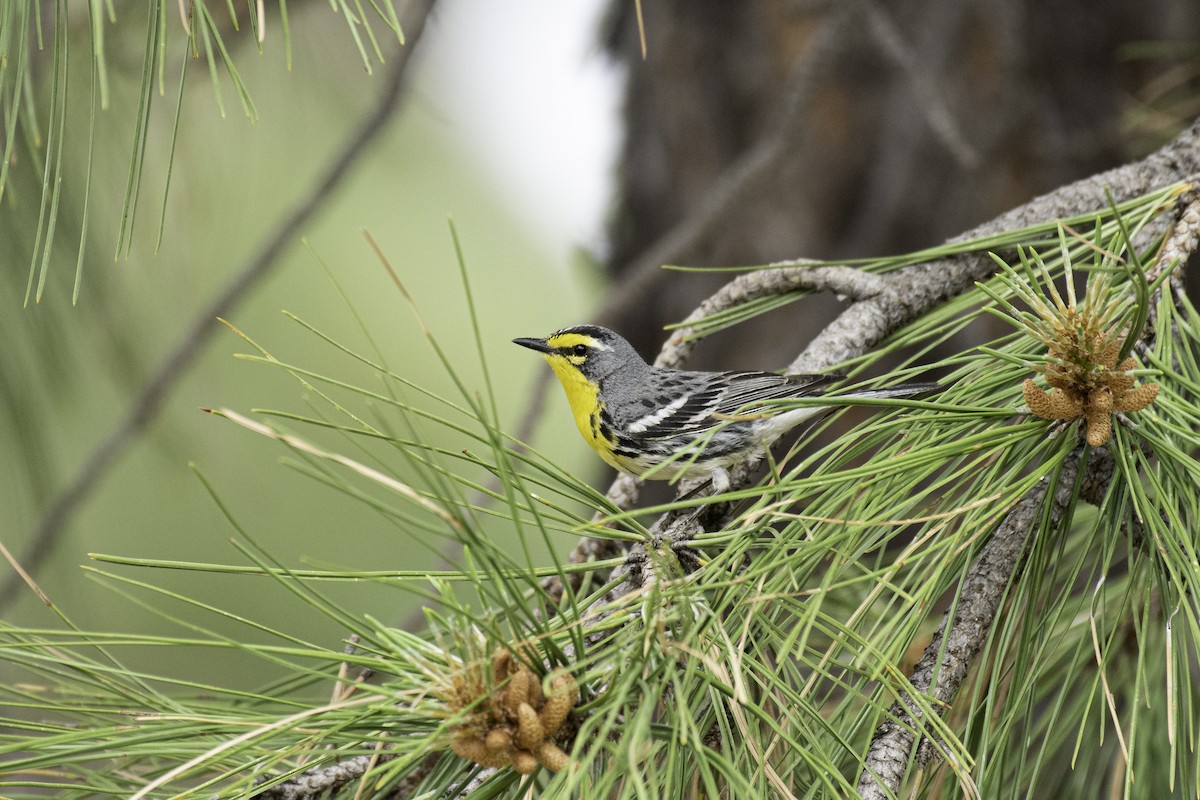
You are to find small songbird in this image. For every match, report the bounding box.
[514,324,936,492]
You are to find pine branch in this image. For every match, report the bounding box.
[569,113,1200,795]
[576,114,1200,575]
[857,165,1200,800]
[1,0,439,609]
[856,445,1114,799]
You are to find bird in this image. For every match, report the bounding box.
[514,324,937,492]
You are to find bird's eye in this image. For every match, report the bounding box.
[572,344,588,357]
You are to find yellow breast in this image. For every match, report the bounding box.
[543,354,618,465]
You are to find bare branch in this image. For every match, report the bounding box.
[656,264,883,370]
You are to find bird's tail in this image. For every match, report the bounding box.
[841,382,941,400]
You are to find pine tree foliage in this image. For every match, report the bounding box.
[3,4,1200,799]
[2,188,1198,798]
[1,0,403,300]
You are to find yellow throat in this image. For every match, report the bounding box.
[543,352,607,452]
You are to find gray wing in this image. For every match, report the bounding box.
[619,370,836,440]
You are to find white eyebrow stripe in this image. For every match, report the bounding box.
[626,393,690,433]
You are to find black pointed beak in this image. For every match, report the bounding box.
[513,337,552,354]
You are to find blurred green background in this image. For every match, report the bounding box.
[2,1,615,684]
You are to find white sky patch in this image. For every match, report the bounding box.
[417,0,623,266]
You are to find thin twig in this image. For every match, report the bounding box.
[656,264,884,370]
[1,0,438,608]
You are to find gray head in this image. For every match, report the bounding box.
[512,324,649,382]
